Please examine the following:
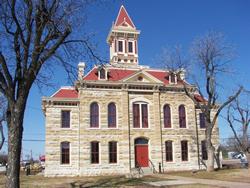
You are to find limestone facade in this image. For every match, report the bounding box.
[42,5,219,177]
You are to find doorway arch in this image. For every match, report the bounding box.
[134,137,149,167]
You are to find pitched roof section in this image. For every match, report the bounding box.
[115,5,136,28]
[51,87,78,98]
[83,67,185,85]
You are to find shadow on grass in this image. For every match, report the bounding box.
[69,176,149,188]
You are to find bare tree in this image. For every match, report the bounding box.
[160,32,242,172]
[0,94,6,151]
[0,0,105,187]
[184,32,243,172]
[226,92,250,167]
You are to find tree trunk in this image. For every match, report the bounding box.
[206,123,215,172]
[246,153,250,169]
[6,104,25,188]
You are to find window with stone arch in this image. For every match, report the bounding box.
[61,141,70,164]
[163,104,171,128]
[108,102,117,128]
[90,102,99,128]
[133,102,148,128]
[179,105,186,128]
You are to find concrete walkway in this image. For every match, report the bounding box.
[146,174,250,188]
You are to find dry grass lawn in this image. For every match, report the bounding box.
[0,173,164,188]
[167,168,250,183]
[0,172,225,188]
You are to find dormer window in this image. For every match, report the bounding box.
[98,67,107,80]
[169,73,177,84]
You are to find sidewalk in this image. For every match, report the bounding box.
[146,174,250,188]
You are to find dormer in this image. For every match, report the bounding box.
[98,66,108,80]
[107,5,140,67]
[169,72,177,84]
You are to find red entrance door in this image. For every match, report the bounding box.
[135,145,149,167]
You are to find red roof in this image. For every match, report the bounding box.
[52,88,78,98]
[83,67,185,85]
[194,94,207,102]
[115,5,135,28]
[84,68,135,81]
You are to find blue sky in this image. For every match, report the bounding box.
[2,0,250,159]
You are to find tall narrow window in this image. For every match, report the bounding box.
[199,113,206,129]
[90,102,99,128]
[133,103,149,128]
[128,41,133,53]
[141,104,148,128]
[61,142,70,164]
[61,111,70,128]
[133,104,140,128]
[118,41,123,52]
[165,141,173,162]
[108,103,116,128]
[99,68,106,79]
[109,141,117,163]
[181,140,188,161]
[164,104,171,128]
[201,140,208,160]
[91,141,99,164]
[179,105,186,128]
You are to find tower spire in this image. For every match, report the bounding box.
[107,5,140,67]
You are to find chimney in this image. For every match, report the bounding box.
[78,62,86,80]
[179,68,186,80]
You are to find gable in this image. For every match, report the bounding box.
[122,71,163,84]
[115,5,136,28]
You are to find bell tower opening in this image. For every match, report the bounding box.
[107,5,140,67]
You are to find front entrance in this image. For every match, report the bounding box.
[135,138,149,167]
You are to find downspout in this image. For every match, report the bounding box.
[194,105,200,169]
[158,88,164,173]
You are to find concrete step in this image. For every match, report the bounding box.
[141,167,153,175]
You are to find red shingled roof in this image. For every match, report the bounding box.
[115,5,135,28]
[84,68,136,81]
[194,94,207,102]
[52,88,78,98]
[83,68,185,85]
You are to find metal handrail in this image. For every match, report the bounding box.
[135,161,144,175]
[149,159,157,173]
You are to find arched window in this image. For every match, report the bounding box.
[179,105,186,128]
[133,102,148,128]
[109,141,117,163]
[201,140,208,160]
[108,103,116,128]
[163,104,171,128]
[99,68,106,79]
[61,142,70,164]
[90,102,99,128]
[165,141,173,162]
[91,141,99,164]
[181,140,188,161]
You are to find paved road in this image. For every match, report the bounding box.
[148,174,250,188]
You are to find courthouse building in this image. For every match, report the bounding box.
[42,5,219,176]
